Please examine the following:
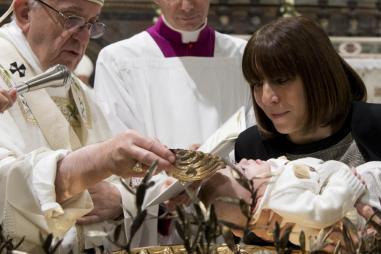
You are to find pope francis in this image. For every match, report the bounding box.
[0,0,175,253]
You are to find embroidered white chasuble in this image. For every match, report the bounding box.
[0,21,111,253]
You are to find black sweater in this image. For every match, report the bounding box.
[235,101,381,162]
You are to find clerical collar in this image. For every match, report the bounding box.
[162,16,206,43]
[147,16,215,58]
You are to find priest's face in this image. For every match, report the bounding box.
[155,0,210,31]
[17,0,102,71]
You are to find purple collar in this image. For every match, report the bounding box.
[147,17,215,58]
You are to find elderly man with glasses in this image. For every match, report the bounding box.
[0,0,176,253]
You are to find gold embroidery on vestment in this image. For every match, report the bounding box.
[51,96,81,127]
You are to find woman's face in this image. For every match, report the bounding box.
[253,75,309,142]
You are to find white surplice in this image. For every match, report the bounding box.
[94,26,255,247]
[0,21,111,253]
[95,31,254,148]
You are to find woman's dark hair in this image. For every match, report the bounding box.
[242,16,367,137]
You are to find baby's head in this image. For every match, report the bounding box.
[237,159,273,212]
[238,159,271,178]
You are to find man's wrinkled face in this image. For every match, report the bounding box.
[25,0,102,71]
[155,0,210,31]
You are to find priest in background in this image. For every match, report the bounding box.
[94,0,255,247]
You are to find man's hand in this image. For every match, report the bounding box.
[0,88,16,113]
[77,181,122,225]
[56,130,176,203]
[104,130,176,178]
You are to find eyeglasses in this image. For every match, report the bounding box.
[35,0,106,39]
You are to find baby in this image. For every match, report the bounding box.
[199,157,381,249]
[242,157,381,248]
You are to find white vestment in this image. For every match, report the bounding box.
[0,21,111,253]
[94,26,255,246]
[95,31,254,147]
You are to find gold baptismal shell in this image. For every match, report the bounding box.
[169,149,226,182]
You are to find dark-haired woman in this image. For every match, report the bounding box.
[236,16,381,166]
[233,16,381,246]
